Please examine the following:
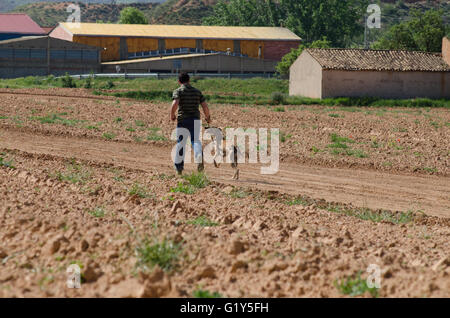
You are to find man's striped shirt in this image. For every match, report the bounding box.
[172,84,205,122]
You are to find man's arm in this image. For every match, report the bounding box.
[201,101,211,124]
[170,99,179,122]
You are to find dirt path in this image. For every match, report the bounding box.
[1,128,449,218]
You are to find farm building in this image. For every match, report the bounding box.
[0,13,47,41]
[290,43,450,99]
[50,23,301,63]
[102,53,278,74]
[0,36,101,78]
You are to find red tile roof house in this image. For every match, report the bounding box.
[0,13,46,41]
[289,37,450,99]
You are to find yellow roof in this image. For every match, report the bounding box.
[60,23,301,41]
[102,53,217,65]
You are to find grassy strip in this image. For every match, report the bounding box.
[0,76,287,95]
[326,206,415,224]
[289,96,450,108]
[94,89,450,108]
[93,89,265,105]
[0,76,448,107]
[283,193,415,224]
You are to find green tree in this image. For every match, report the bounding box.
[203,0,281,27]
[204,0,363,47]
[279,0,363,47]
[276,37,332,75]
[373,9,448,52]
[118,7,148,25]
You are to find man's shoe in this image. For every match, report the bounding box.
[197,162,204,173]
[176,169,183,176]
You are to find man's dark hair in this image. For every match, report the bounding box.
[178,72,190,84]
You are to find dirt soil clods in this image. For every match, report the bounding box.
[0,88,449,298]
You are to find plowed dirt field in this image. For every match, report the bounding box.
[0,89,449,297]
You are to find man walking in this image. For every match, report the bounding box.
[170,72,211,175]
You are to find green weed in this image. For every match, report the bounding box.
[32,113,81,127]
[193,289,222,298]
[273,106,286,112]
[330,133,355,144]
[128,183,152,198]
[86,124,100,131]
[135,120,146,127]
[136,238,182,272]
[423,167,437,173]
[55,162,91,184]
[311,146,321,154]
[186,215,219,227]
[335,271,378,297]
[229,188,249,199]
[103,132,116,140]
[271,92,287,105]
[147,133,167,141]
[88,207,106,218]
[286,196,309,206]
[61,73,76,88]
[171,182,196,194]
[327,205,414,224]
[183,172,210,189]
[0,156,15,169]
[280,132,292,143]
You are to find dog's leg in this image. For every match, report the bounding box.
[232,168,239,180]
[230,146,239,180]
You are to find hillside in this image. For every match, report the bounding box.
[9,0,218,26]
[6,0,449,29]
[0,1,164,14]
[10,2,160,26]
[145,0,217,25]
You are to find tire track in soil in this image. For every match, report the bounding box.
[1,128,449,218]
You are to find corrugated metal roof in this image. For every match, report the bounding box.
[0,13,46,34]
[60,23,301,41]
[0,36,46,44]
[102,53,217,65]
[0,35,101,50]
[307,48,450,72]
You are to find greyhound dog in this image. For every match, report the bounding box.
[204,127,242,180]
